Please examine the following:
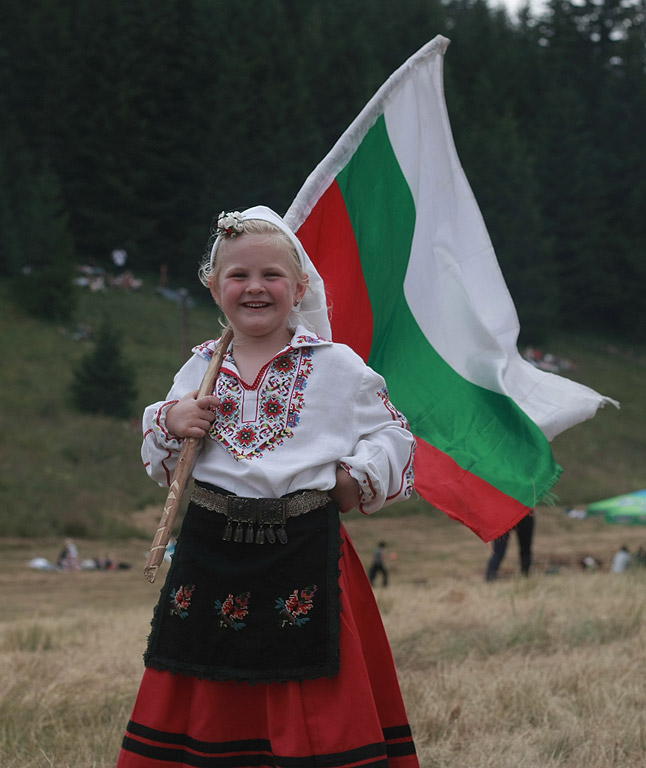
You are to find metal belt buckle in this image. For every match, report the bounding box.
[223,497,289,545]
[258,498,288,544]
[258,499,287,526]
[228,496,256,523]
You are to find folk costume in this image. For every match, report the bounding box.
[117,208,419,768]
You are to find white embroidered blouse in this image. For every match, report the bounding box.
[142,326,415,514]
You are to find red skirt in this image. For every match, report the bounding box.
[117,525,419,768]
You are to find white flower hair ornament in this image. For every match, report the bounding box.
[215,211,245,237]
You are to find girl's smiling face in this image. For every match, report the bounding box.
[210,234,308,345]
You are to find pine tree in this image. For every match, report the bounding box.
[2,0,645,341]
[71,319,138,419]
[12,166,77,323]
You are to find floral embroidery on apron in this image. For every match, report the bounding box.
[214,592,250,631]
[169,585,194,619]
[276,585,318,627]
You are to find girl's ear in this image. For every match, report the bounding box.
[295,273,309,303]
[208,277,220,305]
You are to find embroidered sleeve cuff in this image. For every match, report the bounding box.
[152,400,183,450]
[339,461,377,514]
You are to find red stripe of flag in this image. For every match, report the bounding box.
[296,181,373,361]
[414,438,530,541]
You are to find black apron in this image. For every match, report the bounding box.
[144,485,342,684]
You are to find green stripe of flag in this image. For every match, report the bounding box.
[336,116,560,507]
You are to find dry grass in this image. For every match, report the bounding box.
[1,506,645,767]
[386,575,645,767]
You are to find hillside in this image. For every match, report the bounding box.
[1,277,644,538]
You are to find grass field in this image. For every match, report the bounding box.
[1,278,645,766]
[1,505,645,768]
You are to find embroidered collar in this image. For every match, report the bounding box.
[207,341,316,460]
[192,325,332,363]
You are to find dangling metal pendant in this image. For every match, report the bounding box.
[255,526,265,544]
[233,523,244,543]
[276,526,288,545]
[245,524,255,544]
[223,521,233,542]
[265,526,277,544]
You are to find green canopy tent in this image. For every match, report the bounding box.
[587,490,646,525]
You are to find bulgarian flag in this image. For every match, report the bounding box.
[285,35,616,541]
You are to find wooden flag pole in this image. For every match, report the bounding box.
[143,326,234,583]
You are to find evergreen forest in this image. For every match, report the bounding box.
[2,0,645,343]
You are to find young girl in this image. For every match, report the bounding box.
[117,206,419,768]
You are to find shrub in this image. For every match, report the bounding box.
[71,319,138,419]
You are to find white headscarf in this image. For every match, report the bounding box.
[210,205,332,339]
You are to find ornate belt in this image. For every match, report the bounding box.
[190,486,330,545]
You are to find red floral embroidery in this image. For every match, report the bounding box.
[274,355,295,373]
[295,334,324,346]
[377,387,415,498]
[170,584,195,619]
[219,397,238,416]
[236,426,257,445]
[276,585,317,627]
[215,592,250,631]
[262,398,284,417]
[377,386,410,429]
[209,348,314,459]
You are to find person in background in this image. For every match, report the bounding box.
[611,545,631,573]
[57,538,81,572]
[486,512,535,581]
[369,540,389,587]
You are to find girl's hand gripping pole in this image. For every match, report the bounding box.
[143,327,234,583]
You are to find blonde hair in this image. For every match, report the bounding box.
[199,219,307,290]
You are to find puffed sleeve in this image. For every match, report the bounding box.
[337,366,416,514]
[141,352,209,486]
